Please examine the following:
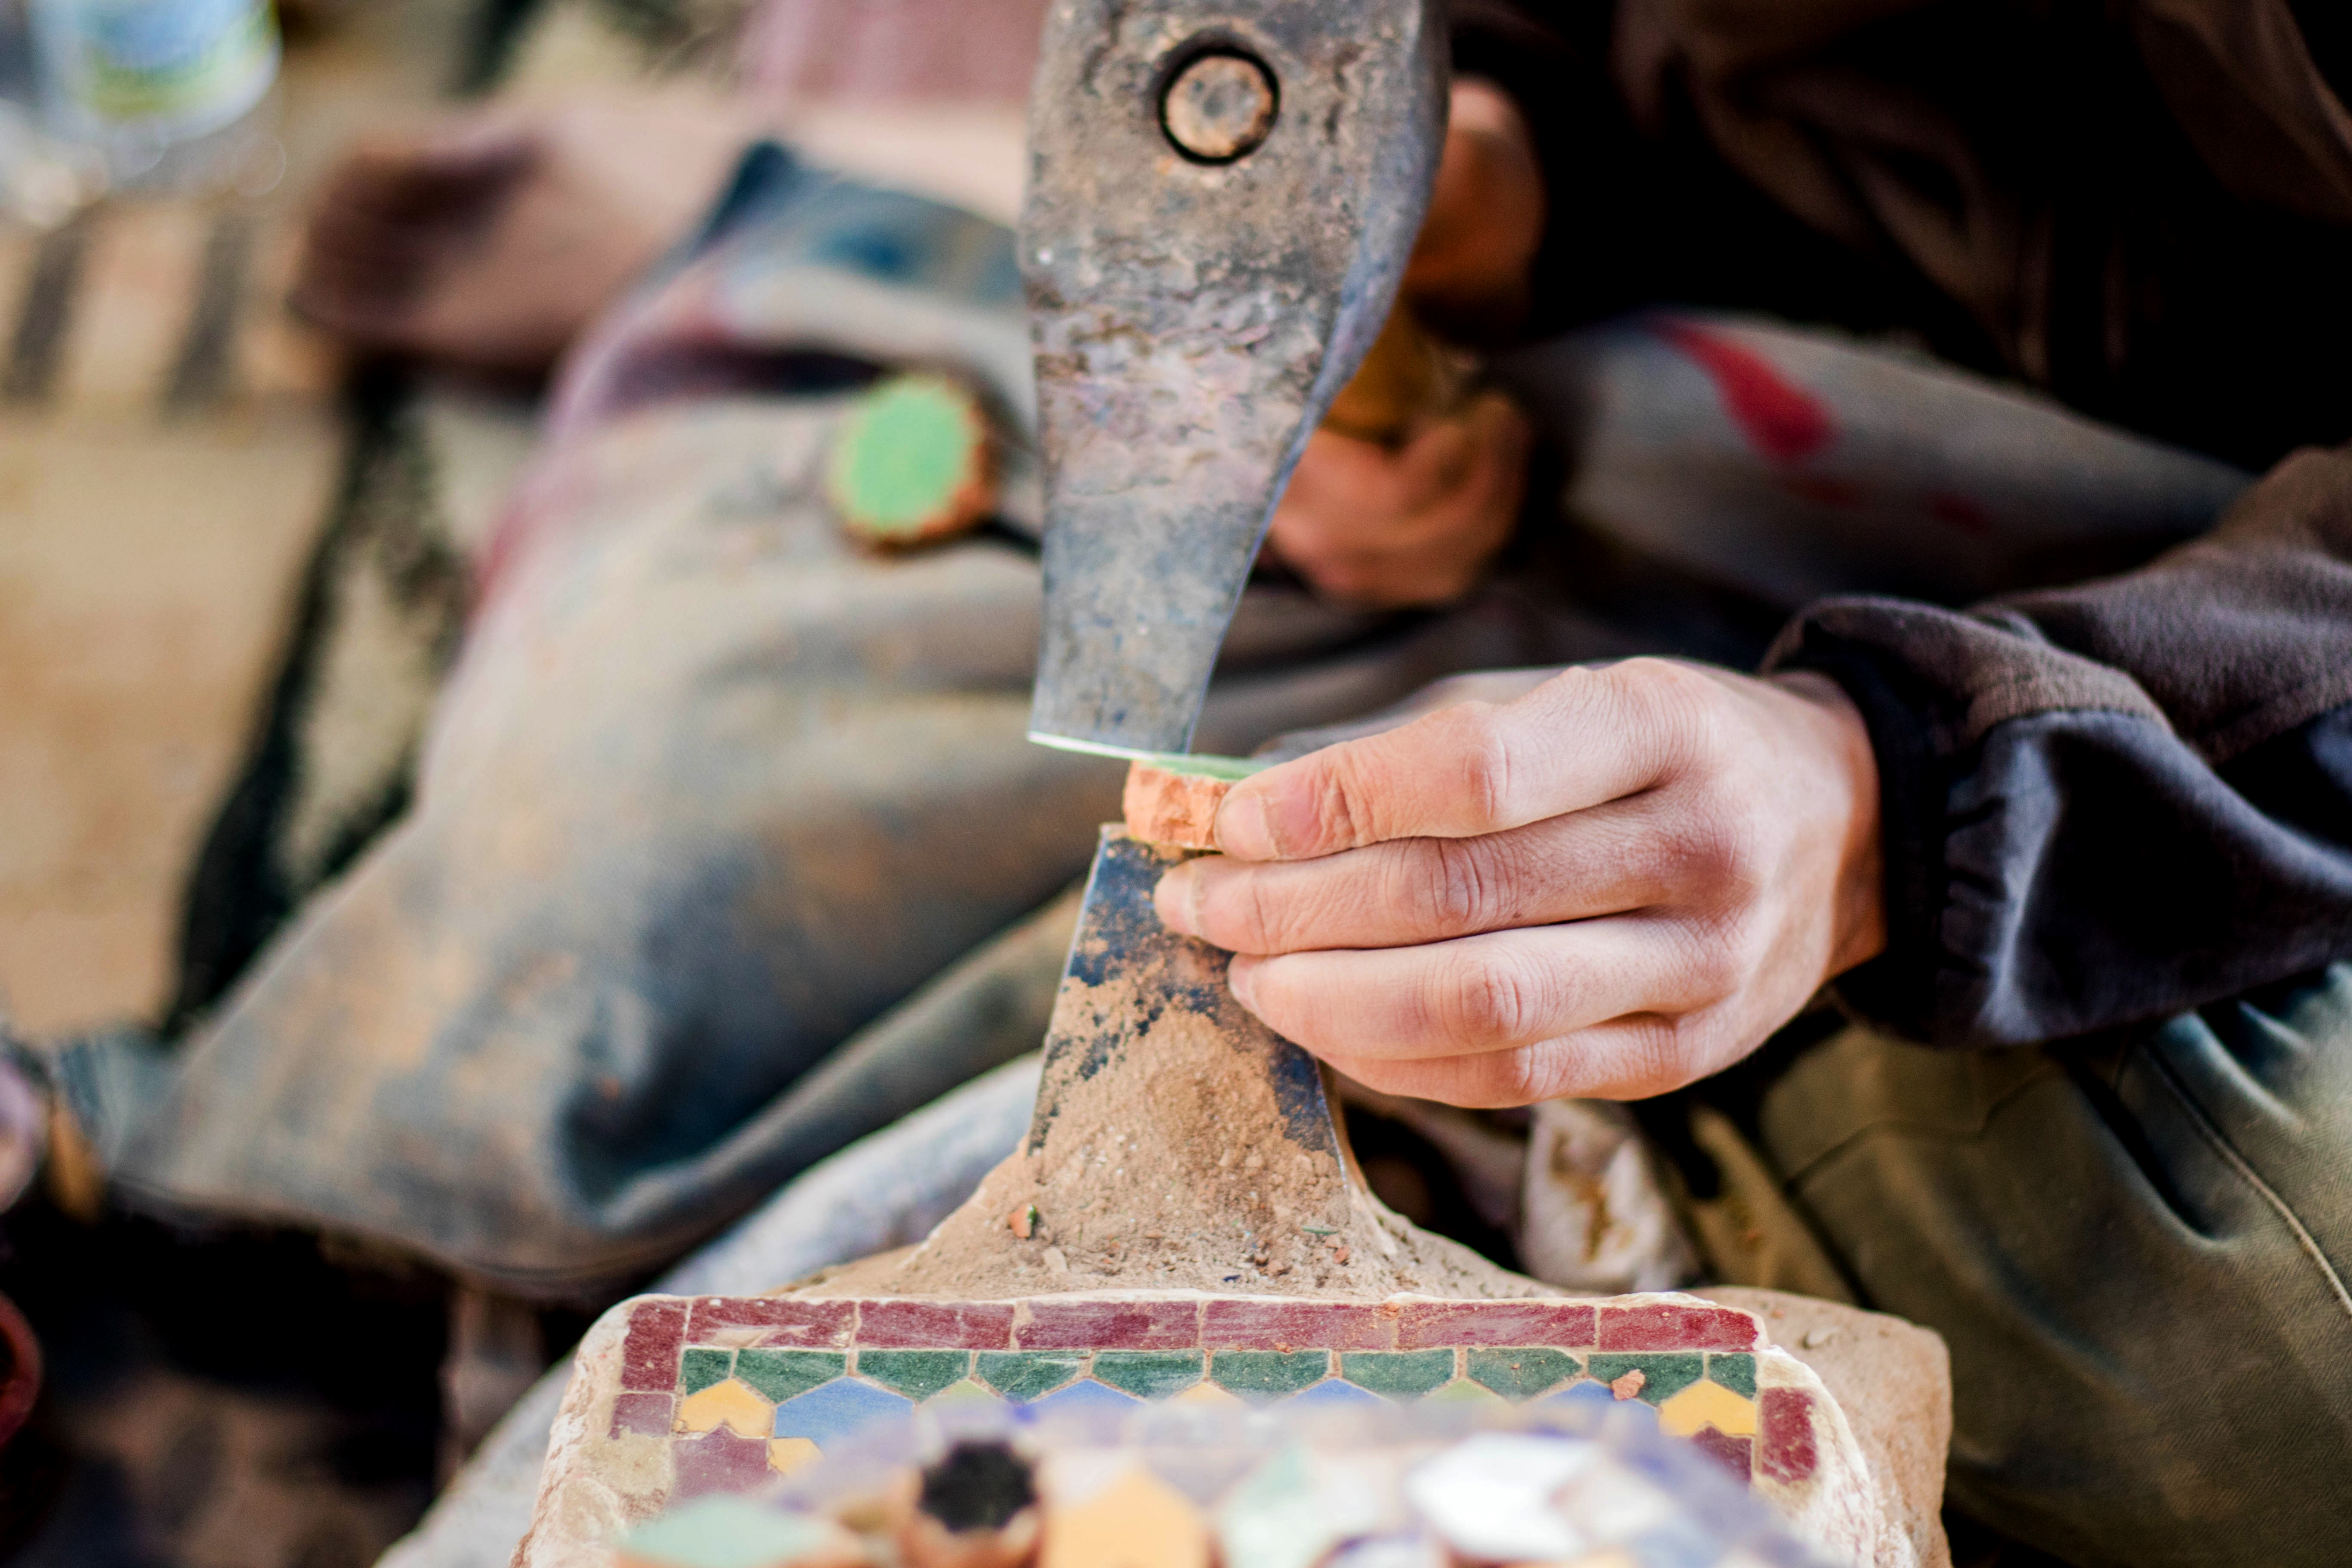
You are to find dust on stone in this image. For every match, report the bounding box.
[794,977,1550,1303]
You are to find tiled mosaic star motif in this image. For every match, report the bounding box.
[609,1296,1822,1501]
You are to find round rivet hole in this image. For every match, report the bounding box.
[1159,49,1278,164]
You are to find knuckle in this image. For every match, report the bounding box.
[1419,838,1495,932]
[1449,705,1518,827]
[1319,751,1380,849]
[1229,870,1284,953]
[1611,657,1721,775]
[1483,1043,1560,1107]
[1439,946,1545,1046]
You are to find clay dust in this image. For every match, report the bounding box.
[790,974,1548,1303]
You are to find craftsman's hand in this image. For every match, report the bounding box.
[1268,392,1531,609]
[1266,79,1544,610]
[1152,661,1887,1106]
[1401,76,1546,336]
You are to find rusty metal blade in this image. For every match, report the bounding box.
[1022,0,1445,756]
[1027,828,1350,1226]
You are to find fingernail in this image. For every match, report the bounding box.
[1214,788,1279,859]
[1227,955,1260,1011]
[1152,864,1198,936]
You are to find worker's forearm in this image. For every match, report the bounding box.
[1770,445,2352,1047]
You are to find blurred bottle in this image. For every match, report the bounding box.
[28,0,280,196]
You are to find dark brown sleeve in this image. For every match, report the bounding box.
[1767,446,2352,1047]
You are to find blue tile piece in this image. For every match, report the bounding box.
[1026,1379,1144,1419]
[1533,1379,1659,1435]
[772,1377,912,1447]
[1281,1379,1388,1412]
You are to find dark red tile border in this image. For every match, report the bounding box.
[1595,1303,1759,1352]
[620,1299,688,1392]
[855,1300,1016,1349]
[1689,1427,1754,1482]
[672,1430,774,1500]
[1019,1299,1199,1350]
[1757,1387,1817,1484]
[608,1391,674,1438]
[1395,1300,1597,1350]
[686,1296,854,1348]
[1202,1299,1392,1351]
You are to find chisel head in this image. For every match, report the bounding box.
[1021,0,1446,758]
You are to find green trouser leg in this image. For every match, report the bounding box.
[1744,965,2352,1567]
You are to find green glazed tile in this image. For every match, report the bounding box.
[1587,1352,1704,1404]
[975,1351,1083,1403]
[1340,1350,1457,1400]
[1211,1350,1329,1402]
[1422,1378,1508,1408]
[1707,1352,1757,1398]
[1466,1348,1580,1401]
[733,1349,845,1403]
[1092,1350,1204,1400]
[855,1349,970,1401]
[678,1348,735,1396]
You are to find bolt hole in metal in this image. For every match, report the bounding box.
[1159,48,1279,163]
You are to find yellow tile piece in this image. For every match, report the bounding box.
[1422,1379,1510,1410]
[1657,1378,1757,1439]
[1042,1465,1209,1568]
[769,1437,822,1476]
[922,1377,1003,1408]
[1169,1381,1248,1410]
[674,1376,775,1439]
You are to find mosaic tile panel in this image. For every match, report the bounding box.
[608,1292,1808,1504]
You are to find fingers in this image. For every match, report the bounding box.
[1404,79,1544,333]
[1318,1013,1697,1106]
[1212,658,1709,860]
[1158,795,1682,953]
[1267,393,1527,609]
[1226,920,1724,1066]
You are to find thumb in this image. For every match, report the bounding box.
[1210,661,1690,860]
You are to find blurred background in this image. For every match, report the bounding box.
[0,5,843,1563]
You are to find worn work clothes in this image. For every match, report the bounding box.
[1464,0,2352,1051]
[1706,965,2352,1568]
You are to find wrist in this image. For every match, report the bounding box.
[1770,670,1887,978]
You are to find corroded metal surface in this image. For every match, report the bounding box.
[1022,0,1445,755]
[1026,827,1344,1175]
